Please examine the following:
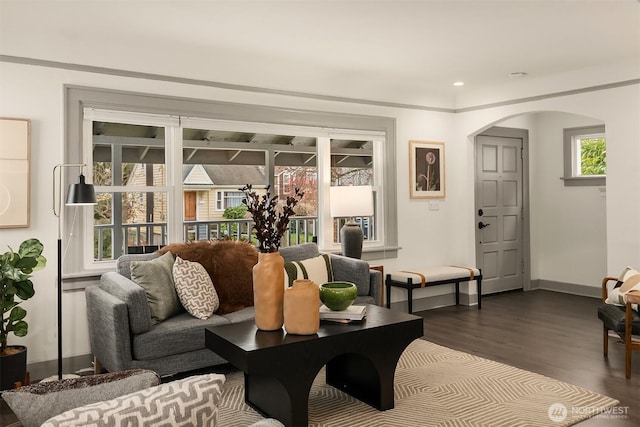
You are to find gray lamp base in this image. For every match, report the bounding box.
[340,220,364,259]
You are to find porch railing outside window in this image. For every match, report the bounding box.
[94,215,374,261]
[96,216,331,261]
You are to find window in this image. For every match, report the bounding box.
[563,125,606,186]
[85,111,385,265]
[216,191,244,210]
[88,112,177,261]
[65,87,398,277]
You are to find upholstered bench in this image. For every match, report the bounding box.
[386,266,482,313]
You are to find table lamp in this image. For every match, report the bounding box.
[329,185,373,259]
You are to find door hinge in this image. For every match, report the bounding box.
[521,259,525,274]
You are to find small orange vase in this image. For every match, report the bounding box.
[284,279,320,335]
[253,251,285,331]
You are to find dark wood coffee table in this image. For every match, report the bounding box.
[205,304,423,427]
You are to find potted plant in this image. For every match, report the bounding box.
[0,238,46,390]
[240,185,303,330]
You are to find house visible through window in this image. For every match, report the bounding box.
[563,125,606,186]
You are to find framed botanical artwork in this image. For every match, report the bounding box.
[0,118,30,228]
[409,140,445,199]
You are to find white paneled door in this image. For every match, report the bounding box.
[475,134,524,294]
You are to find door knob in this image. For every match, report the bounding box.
[478,222,490,230]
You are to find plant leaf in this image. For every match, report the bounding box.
[14,280,35,300]
[9,305,26,321]
[18,239,44,259]
[9,320,28,337]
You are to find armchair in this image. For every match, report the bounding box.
[597,276,640,378]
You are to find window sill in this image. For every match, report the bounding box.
[561,176,605,187]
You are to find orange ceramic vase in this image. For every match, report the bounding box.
[284,279,320,335]
[253,251,285,331]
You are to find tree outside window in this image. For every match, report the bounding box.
[577,136,606,176]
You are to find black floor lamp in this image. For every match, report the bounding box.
[52,164,96,380]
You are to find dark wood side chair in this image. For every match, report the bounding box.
[597,276,640,379]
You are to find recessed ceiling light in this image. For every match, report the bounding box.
[509,72,528,79]
[453,81,464,86]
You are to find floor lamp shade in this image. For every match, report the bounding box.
[66,174,96,205]
[330,186,373,259]
[53,165,96,380]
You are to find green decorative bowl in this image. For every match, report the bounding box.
[320,281,357,311]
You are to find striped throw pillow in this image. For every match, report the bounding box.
[284,253,333,288]
[606,266,640,311]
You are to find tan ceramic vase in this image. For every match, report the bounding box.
[284,279,320,335]
[253,251,285,331]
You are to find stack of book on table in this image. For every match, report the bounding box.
[319,304,367,322]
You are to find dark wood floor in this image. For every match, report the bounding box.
[417,289,639,426]
[2,290,638,426]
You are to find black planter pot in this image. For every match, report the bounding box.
[0,346,27,390]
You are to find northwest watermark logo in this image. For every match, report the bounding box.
[548,403,568,422]
[548,403,629,423]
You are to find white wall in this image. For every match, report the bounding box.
[0,61,459,364]
[530,112,607,287]
[1,59,638,369]
[456,85,640,286]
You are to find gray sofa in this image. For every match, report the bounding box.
[85,243,382,377]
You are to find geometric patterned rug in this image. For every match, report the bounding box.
[217,339,619,426]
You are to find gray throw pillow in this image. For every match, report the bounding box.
[130,251,183,323]
[1,369,160,427]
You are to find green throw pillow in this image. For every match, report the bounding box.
[130,251,183,323]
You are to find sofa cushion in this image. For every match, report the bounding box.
[284,253,333,288]
[1,369,160,427]
[173,256,220,319]
[41,374,225,427]
[130,251,184,324]
[132,312,231,360]
[159,240,257,314]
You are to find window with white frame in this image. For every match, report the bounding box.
[64,87,397,277]
[216,191,244,210]
[563,125,606,186]
[81,107,388,269]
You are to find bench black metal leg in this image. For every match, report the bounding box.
[477,278,482,310]
[407,288,413,314]
[385,275,391,309]
[455,282,460,305]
